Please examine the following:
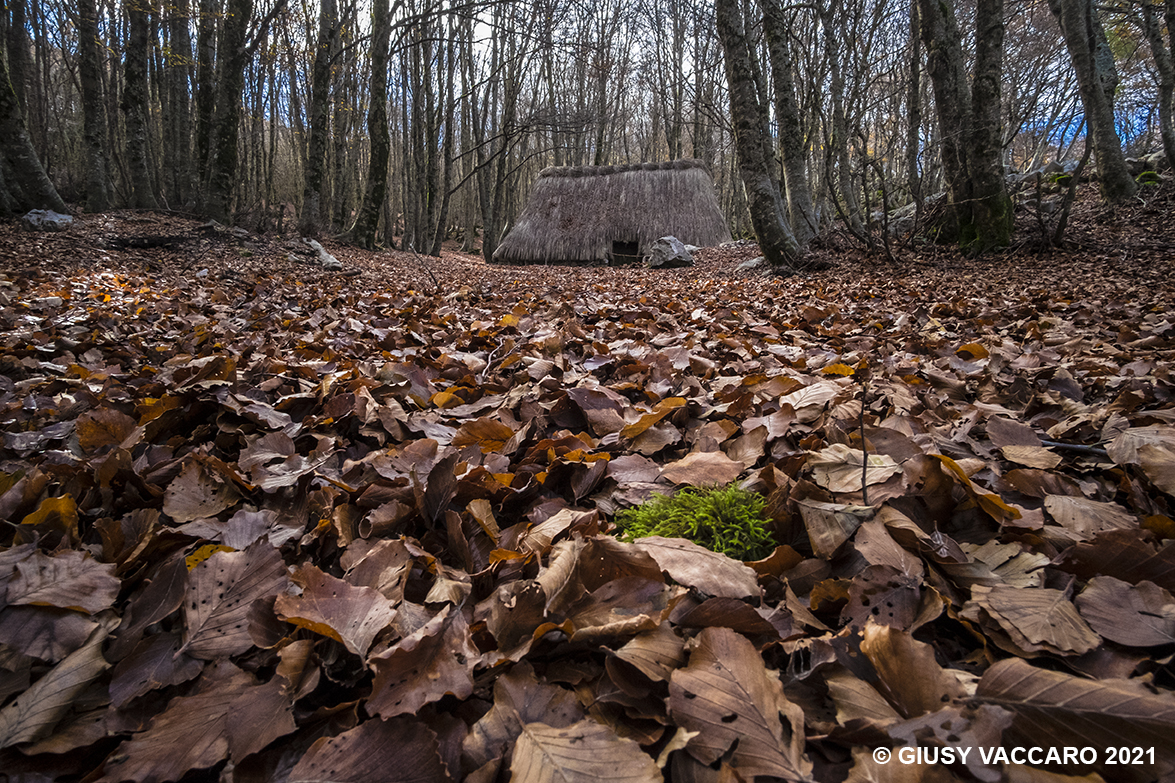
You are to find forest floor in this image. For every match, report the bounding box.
[1,181,1174,783]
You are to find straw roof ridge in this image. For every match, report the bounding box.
[538,158,709,180]
[493,158,731,265]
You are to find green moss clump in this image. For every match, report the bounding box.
[613,484,776,561]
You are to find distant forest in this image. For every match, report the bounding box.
[1,0,1172,262]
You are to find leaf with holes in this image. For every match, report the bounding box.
[177,541,289,660]
[668,627,810,780]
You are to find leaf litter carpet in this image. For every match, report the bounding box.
[1,194,1174,783]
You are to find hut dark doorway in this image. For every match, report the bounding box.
[609,240,640,265]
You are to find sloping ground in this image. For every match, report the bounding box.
[0,185,1174,782]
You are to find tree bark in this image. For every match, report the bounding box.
[165,0,195,207]
[205,0,253,221]
[299,0,337,235]
[1138,0,1175,171]
[123,0,158,209]
[760,0,817,245]
[905,0,923,212]
[821,0,866,239]
[349,0,392,249]
[194,0,218,184]
[715,0,800,270]
[78,0,112,212]
[1048,0,1136,203]
[0,29,66,214]
[919,0,1013,253]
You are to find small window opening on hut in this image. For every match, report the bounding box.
[609,240,640,265]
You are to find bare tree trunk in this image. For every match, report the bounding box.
[1048,0,1136,203]
[715,0,800,270]
[349,0,392,249]
[299,0,337,234]
[78,0,112,212]
[0,31,66,214]
[919,0,1012,253]
[123,0,158,209]
[967,0,1014,251]
[760,0,817,245]
[166,0,195,207]
[205,0,257,221]
[905,0,922,212]
[1138,0,1175,171]
[194,0,218,186]
[821,0,866,239]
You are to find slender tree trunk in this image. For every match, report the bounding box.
[166,0,195,207]
[821,0,865,240]
[350,0,392,248]
[1139,0,1175,171]
[0,32,66,214]
[760,0,816,246]
[967,0,1013,252]
[78,0,112,212]
[905,0,922,212]
[715,0,800,270]
[6,0,30,114]
[205,0,252,221]
[920,0,1012,252]
[123,0,158,209]
[300,0,336,235]
[194,0,218,185]
[1047,0,1136,202]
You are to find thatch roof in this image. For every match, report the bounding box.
[492,159,731,265]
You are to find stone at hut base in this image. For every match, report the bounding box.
[644,236,693,269]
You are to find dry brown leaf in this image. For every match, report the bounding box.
[96,664,253,783]
[1000,445,1062,469]
[632,536,760,598]
[668,627,810,780]
[0,623,110,748]
[463,663,585,771]
[510,719,661,783]
[966,584,1100,656]
[178,540,290,660]
[5,549,120,614]
[859,623,965,718]
[658,450,743,486]
[275,563,396,656]
[367,605,478,718]
[1107,425,1175,495]
[612,622,686,682]
[977,658,1175,782]
[797,499,873,559]
[808,444,901,493]
[288,716,451,783]
[1075,576,1175,647]
[1043,495,1137,539]
[163,458,241,523]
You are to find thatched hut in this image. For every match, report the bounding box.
[491,159,731,265]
